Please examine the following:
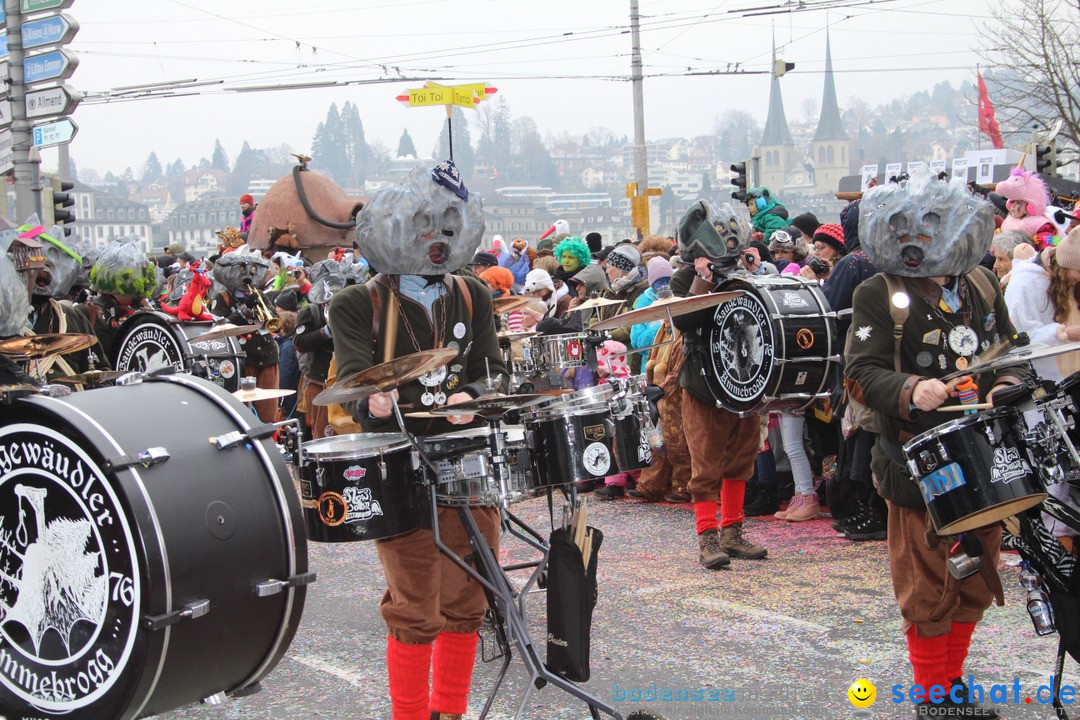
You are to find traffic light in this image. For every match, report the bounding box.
[774,58,795,77]
[51,177,75,235]
[730,161,748,202]
[1035,143,1058,177]
[630,195,649,230]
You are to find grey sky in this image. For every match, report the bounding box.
[52,0,995,177]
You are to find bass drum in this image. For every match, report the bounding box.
[705,275,837,416]
[0,375,309,720]
[111,311,244,392]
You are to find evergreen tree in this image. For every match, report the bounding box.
[312,103,349,184]
[211,139,230,173]
[340,101,371,188]
[492,96,512,177]
[397,128,417,158]
[166,158,185,177]
[143,152,163,183]
[230,141,259,195]
[435,107,474,175]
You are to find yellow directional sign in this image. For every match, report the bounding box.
[396,82,497,109]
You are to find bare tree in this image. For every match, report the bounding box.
[977,0,1080,167]
[802,97,820,124]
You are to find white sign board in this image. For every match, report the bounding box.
[25,84,78,119]
[951,158,969,181]
[860,164,879,191]
[0,128,13,175]
[907,161,926,175]
[0,96,11,128]
[929,160,947,175]
[885,162,902,180]
[976,155,996,184]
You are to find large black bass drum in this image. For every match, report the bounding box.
[110,311,244,392]
[0,375,311,719]
[705,275,838,416]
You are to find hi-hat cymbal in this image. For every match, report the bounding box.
[233,387,297,403]
[405,393,551,419]
[313,348,458,406]
[0,334,98,359]
[566,297,624,313]
[54,369,127,385]
[588,291,743,331]
[942,342,1080,381]
[193,323,262,342]
[497,330,539,342]
[493,296,547,314]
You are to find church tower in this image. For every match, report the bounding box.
[759,33,797,192]
[810,31,853,196]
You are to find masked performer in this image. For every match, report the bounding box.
[88,235,157,360]
[329,161,507,720]
[845,172,1017,718]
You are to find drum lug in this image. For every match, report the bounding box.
[202,691,228,705]
[254,571,318,597]
[525,428,536,449]
[143,598,211,631]
[104,447,170,473]
[210,422,278,450]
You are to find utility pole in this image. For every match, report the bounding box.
[7,0,35,221]
[628,0,661,237]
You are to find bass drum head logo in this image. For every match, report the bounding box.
[0,424,141,713]
[115,320,184,376]
[709,291,775,404]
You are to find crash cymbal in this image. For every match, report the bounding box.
[0,333,98,359]
[497,330,539,343]
[193,323,262,342]
[405,393,552,419]
[566,297,624,313]
[233,387,297,403]
[942,342,1080,381]
[588,291,744,331]
[312,348,459,406]
[54,369,127,385]
[492,295,547,314]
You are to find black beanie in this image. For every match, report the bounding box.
[790,212,820,239]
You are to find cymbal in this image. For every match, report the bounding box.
[493,296,547,314]
[497,330,538,342]
[406,393,551,419]
[193,323,262,342]
[942,342,1080,381]
[233,387,297,403]
[54,369,127,385]
[566,297,624,313]
[0,334,98,359]
[312,348,458,406]
[588,292,743,331]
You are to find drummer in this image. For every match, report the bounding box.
[86,236,155,361]
[0,252,38,387]
[845,172,1022,717]
[328,160,507,720]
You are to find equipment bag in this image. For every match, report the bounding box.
[545,525,603,682]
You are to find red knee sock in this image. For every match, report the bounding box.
[906,626,950,703]
[430,631,478,715]
[945,621,976,681]
[386,635,432,720]
[694,500,718,534]
[720,478,745,528]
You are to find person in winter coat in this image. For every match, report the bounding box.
[745,187,790,243]
[499,238,533,287]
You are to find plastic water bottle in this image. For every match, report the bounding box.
[1019,562,1056,636]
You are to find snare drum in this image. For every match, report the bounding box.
[607,375,654,472]
[0,375,308,719]
[111,311,244,392]
[522,403,614,492]
[903,406,1047,534]
[299,433,428,541]
[705,276,837,416]
[419,426,538,506]
[529,332,591,371]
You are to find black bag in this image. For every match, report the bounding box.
[545,525,603,682]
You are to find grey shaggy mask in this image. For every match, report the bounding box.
[859,171,997,278]
[356,166,484,275]
[0,253,31,337]
[678,201,750,267]
[33,224,81,298]
[213,245,269,294]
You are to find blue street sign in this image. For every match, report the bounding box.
[32,117,77,148]
[0,33,7,59]
[22,14,78,50]
[23,49,77,84]
[0,8,6,28]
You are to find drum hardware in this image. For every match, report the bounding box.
[245,282,283,333]
[103,446,170,473]
[54,369,127,385]
[253,571,319,598]
[0,332,98,359]
[566,297,624,313]
[232,386,297,404]
[587,291,743,331]
[144,598,212,631]
[497,330,539,342]
[946,535,984,580]
[210,418,291,450]
[203,691,228,705]
[192,322,263,342]
[312,347,458,406]
[406,393,551,419]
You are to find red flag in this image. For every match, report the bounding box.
[978,72,1004,150]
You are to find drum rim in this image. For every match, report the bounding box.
[304,432,413,459]
[522,403,609,422]
[902,405,1018,453]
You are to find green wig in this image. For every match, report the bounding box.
[553,236,591,268]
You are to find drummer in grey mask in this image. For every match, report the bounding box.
[844,171,1023,718]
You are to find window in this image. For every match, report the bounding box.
[827,146,835,164]
[818,146,826,164]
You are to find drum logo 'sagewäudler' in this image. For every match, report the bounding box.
[710,293,774,404]
[991,446,1030,485]
[115,325,185,375]
[0,425,140,713]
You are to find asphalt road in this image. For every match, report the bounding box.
[159,495,1078,720]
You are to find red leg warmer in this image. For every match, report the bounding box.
[945,621,976,681]
[694,499,718,535]
[386,635,432,720]
[719,478,745,528]
[430,631,478,715]
[906,626,950,703]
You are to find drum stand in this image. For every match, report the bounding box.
[389,397,622,720]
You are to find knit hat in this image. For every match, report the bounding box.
[240,194,254,205]
[274,289,299,313]
[523,268,555,293]
[647,255,673,286]
[585,232,603,254]
[470,251,498,268]
[813,223,846,253]
[479,266,515,293]
[789,212,819,239]
[606,244,641,274]
[1057,228,1080,270]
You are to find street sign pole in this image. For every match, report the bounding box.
[6,0,36,220]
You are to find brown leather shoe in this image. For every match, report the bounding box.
[719,523,767,559]
[698,529,731,570]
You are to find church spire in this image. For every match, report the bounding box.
[813,30,847,141]
[761,28,795,146]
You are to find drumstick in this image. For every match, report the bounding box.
[383,290,399,364]
[936,403,994,412]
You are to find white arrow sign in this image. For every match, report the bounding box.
[25,85,79,119]
[0,128,13,174]
[0,97,11,128]
[32,117,76,148]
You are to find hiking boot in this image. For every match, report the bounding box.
[744,486,779,516]
[947,678,1000,719]
[783,493,821,522]
[665,491,690,503]
[719,523,768,559]
[431,713,464,720]
[594,484,625,500]
[845,512,887,541]
[698,529,731,570]
[831,505,865,533]
[628,488,663,502]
